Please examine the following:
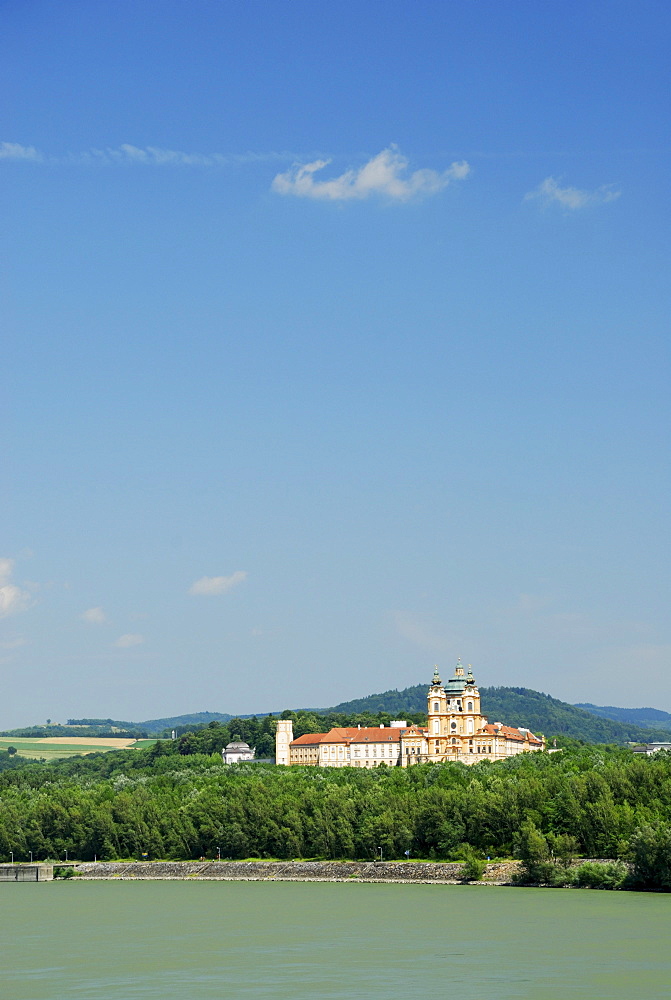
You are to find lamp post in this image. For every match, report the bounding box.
[10,852,13,864]
[377,846,383,862]
[64,849,68,862]
[217,847,221,861]
[29,851,33,863]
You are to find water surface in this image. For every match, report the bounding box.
[2,881,669,1000]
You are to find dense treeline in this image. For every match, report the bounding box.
[167,710,427,755]
[1,743,671,888]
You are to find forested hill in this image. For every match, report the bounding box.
[322,685,671,744]
[575,703,671,730]
[137,712,233,734]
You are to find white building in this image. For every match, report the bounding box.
[222,740,255,764]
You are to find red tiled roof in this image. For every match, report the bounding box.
[291,726,411,747]
[479,724,543,744]
[290,732,333,746]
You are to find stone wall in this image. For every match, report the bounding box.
[75,860,521,883]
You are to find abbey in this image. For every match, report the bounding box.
[276,660,545,767]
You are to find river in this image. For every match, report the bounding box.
[2,881,669,999]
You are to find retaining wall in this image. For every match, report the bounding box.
[74,860,521,882]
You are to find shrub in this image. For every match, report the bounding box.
[571,861,628,890]
[53,867,75,879]
[461,855,486,881]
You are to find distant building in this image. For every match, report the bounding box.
[632,742,671,756]
[276,661,545,767]
[222,740,255,764]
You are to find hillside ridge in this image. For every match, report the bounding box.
[4,688,670,745]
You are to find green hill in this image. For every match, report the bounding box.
[322,684,671,744]
[137,712,233,734]
[575,703,671,730]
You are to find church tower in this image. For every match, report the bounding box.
[275,719,293,765]
[427,659,488,760]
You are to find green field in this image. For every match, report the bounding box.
[0,737,156,760]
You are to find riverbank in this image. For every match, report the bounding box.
[73,859,520,883]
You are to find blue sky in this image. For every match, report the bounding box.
[2,0,669,728]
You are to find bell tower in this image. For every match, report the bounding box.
[427,665,448,758]
[275,719,293,766]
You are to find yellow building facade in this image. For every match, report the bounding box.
[276,660,545,766]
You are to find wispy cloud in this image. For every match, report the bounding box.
[0,636,26,650]
[272,146,470,202]
[189,571,248,596]
[0,558,33,618]
[0,141,42,162]
[1,141,300,168]
[114,633,144,648]
[392,610,461,654]
[82,606,107,624]
[525,176,621,210]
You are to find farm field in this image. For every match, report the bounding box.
[0,737,155,760]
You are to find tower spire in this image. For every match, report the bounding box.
[432,664,442,685]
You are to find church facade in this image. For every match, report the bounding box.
[276,660,545,767]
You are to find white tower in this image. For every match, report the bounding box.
[275,719,293,765]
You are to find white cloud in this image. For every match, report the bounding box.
[0,558,14,585]
[272,146,470,202]
[0,585,32,618]
[0,141,42,161]
[82,606,107,624]
[0,558,33,618]
[114,633,144,648]
[525,176,621,210]
[189,571,248,596]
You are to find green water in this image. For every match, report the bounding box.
[2,881,670,1000]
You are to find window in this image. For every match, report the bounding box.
[433,702,440,712]
[467,701,473,712]
[451,722,457,730]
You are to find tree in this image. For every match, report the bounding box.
[627,824,671,889]
[7,747,17,756]
[514,820,554,884]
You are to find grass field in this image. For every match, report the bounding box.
[0,737,157,760]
